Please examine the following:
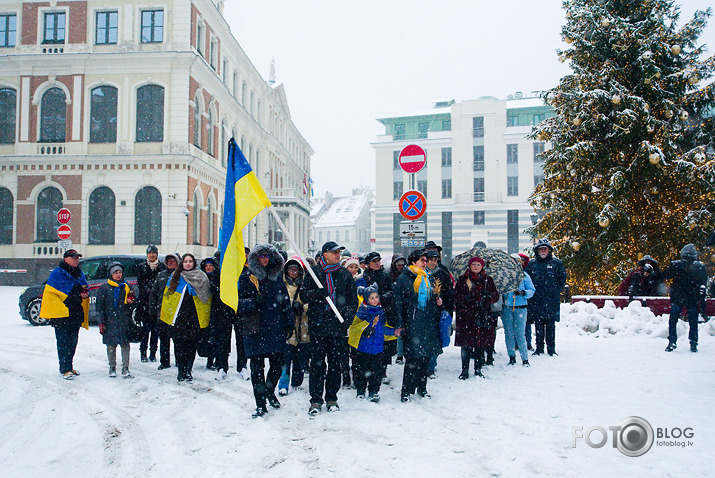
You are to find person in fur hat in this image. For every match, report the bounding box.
[278,256,311,395]
[238,244,294,418]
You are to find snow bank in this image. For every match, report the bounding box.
[560,300,715,338]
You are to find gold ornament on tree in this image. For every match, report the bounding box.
[572,117,582,126]
[649,153,660,164]
[680,111,688,120]
[612,95,621,105]
[665,109,673,119]
[601,18,611,28]
[572,241,581,252]
[598,217,610,228]
[671,44,681,55]
[688,75,699,85]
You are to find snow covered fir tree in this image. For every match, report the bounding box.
[530,0,715,294]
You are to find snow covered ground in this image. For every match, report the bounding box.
[1,286,713,477]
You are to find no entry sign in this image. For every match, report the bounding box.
[57,208,71,224]
[57,224,72,240]
[398,190,427,220]
[398,144,426,173]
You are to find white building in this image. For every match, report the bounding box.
[371,95,553,264]
[0,0,312,284]
[311,189,373,256]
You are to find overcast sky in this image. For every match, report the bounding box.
[225,0,714,197]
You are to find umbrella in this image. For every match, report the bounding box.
[449,247,524,294]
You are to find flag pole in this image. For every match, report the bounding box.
[268,206,344,323]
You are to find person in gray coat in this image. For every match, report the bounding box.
[96,262,136,378]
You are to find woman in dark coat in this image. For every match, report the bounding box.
[394,249,443,401]
[96,262,136,378]
[201,257,236,380]
[238,244,294,418]
[160,253,212,382]
[454,257,499,379]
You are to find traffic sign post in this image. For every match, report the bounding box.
[57,224,72,240]
[398,145,427,174]
[398,190,427,221]
[57,208,71,224]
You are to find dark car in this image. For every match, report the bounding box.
[18,255,154,326]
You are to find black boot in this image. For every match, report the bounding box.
[665,341,677,352]
[267,393,281,409]
[475,348,485,378]
[485,348,494,366]
[459,352,470,380]
[690,341,698,353]
[141,352,149,363]
[508,356,517,365]
[252,406,267,418]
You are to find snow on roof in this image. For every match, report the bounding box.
[313,195,370,227]
[506,97,546,109]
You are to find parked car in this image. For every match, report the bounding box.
[18,255,154,326]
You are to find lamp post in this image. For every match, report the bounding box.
[530,212,538,245]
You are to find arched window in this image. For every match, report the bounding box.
[89,86,118,143]
[0,187,13,244]
[207,107,214,156]
[193,95,201,148]
[134,186,161,244]
[88,186,115,244]
[136,85,164,142]
[36,186,63,242]
[207,197,214,246]
[40,87,66,142]
[0,88,17,144]
[192,190,201,245]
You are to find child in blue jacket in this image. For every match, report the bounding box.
[348,284,394,402]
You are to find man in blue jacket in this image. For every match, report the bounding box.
[525,239,567,356]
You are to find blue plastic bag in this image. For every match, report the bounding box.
[439,310,452,348]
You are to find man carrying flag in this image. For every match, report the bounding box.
[40,249,90,380]
[218,138,272,311]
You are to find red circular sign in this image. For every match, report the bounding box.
[57,208,71,224]
[398,144,427,173]
[57,224,72,240]
[398,190,427,220]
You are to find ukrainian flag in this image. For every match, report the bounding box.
[219,138,271,311]
[39,267,90,329]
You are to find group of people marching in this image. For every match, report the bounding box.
[40,236,707,416]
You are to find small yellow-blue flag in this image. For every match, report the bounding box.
[218,138,271,311]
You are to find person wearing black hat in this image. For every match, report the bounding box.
[201,257,236,379]
[96,262,136,378]
[39,249,90,380]
[136,245,166,363]
[149,253,180,370]
[525,239,567,356]
[300,241,358,415]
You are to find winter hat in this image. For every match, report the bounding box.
[108,262,124,276]
[357,283,379,302]
[321,241,344,254]
[680,244,698,261]
[146,244,159,254]
[426,250,440,259]
[341,249,353,258]
[163,252,181,265]
[424,241,442,252]
[517,253,530,267]
[342,257,359,269]
[408,249,427,265]
[63,249,82,258]
[533,238,553,253]
[642,263,654,274]
[364,252,381,264]
[468,257,485,269]
[200,257,217,271]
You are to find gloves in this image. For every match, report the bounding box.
[513,289,525,296]
[99,323,107,335]
[291,300,303,315]
[254,294,264,306]
[285,327,295,341]
[362,325,375,338]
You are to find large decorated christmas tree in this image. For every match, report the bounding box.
[531,0,715,294]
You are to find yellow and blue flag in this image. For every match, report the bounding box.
[39,267,90,329]
[219,138,271,311]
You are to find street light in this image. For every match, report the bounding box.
[530,212,538,245]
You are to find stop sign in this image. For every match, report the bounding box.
[57,224,72,240]
[57,208,71,224]
[398,144,427,173]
